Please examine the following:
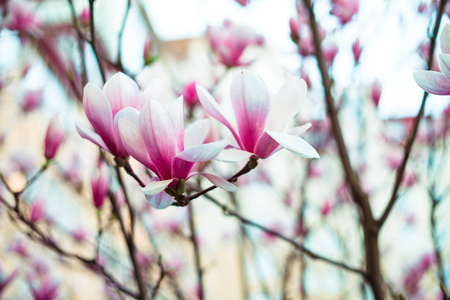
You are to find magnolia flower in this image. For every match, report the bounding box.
[76,72,142,157]
[21,89,43,113]
[371,80,382,107]
[196,70,319,161]
[28,275,60,300]
[118,97,237,209]
[414,24,450,95]
[44,114,65,160]
[4,0,41,33]
[207,20,263,68]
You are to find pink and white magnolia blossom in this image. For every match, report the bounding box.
[4,0,41,33]
[414,24,450,95]
[76,72,143,157]
[207,20,264,68]
[118,97,237,209]
[196,70,319,161]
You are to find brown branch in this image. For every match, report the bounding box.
[203,194,366,277]
[67,0,88,87]
[377,0,448,229]
[0,195,138,298]
[187,204,204,300]
[114,164,136,232]
[108,191,147,299]
[88,0,106,83]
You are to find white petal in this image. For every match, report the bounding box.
[75,121,109,150]
[141,179,174,196]
[184,119,211,149]
[215,148,253,162]
[439,53,450,78]
[146,192,174,209]
[267,76,307,131]
[189,172,238,192]
[287,123,312,137]
[266,131,319,158]
[176,141,227,162]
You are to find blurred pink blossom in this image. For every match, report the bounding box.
[28,275,60,300]
[71,228,88,243]
[4,0,41,33]
[352,39,362,64]
[30,198,45,223]
[371,80,382,107]
[44,114,65,160]
[91,162,109,209]
[182,81,200,108]
[21,90,43,113]
[207,20,263,67]
[330,0,359,25]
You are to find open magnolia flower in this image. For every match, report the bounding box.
[196,70,319,161]
[76,72,142,157]
[118,97,237,209]
[414,24,450,95]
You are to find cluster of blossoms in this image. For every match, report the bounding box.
[76,71,318,209]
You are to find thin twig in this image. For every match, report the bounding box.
[188,204,204,299]
[88,0,106,83]
[377,0,447,228]
[203,194,366,277]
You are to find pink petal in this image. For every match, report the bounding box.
[230,70,270,152]
[139,101,177,179]
[75,121,109,151]
[266,131,319,158]
[440,23,450,54]
[439,54,450,78]
[254,131,281,158]
[184,119,210,149]
[189,172,238,192]
[141,178,174,196]
[118,118,156,171]
[145,192,174,209]
[83,83,118,154]
[413,71,450,95]
[215,148,253,162]
[103,72,141,115]
[266,77,307,131]
[196,84,243,148]
[175,141,227,162]
[168,96,185,153]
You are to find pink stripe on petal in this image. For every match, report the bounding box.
[254,131,281,158]
[145,192,174,209]
[118,119,156,171]
[76,121,109,151]
[83,83,118,154]
[413,71,450,95]
[230,70,270,152]
[103,72,141,115]
[196,84,243,148]
[439,54,450,78]
[266,77,307,131]
[139,101,176,179]
[189,172,238,192]
[266,131,319,158]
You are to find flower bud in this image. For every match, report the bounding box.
[21,90,43,113]
[30,199,45,223]
[371,80,382,107]
[352,39,362,64]
[91,162,109,209]
[44,114,65,160]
